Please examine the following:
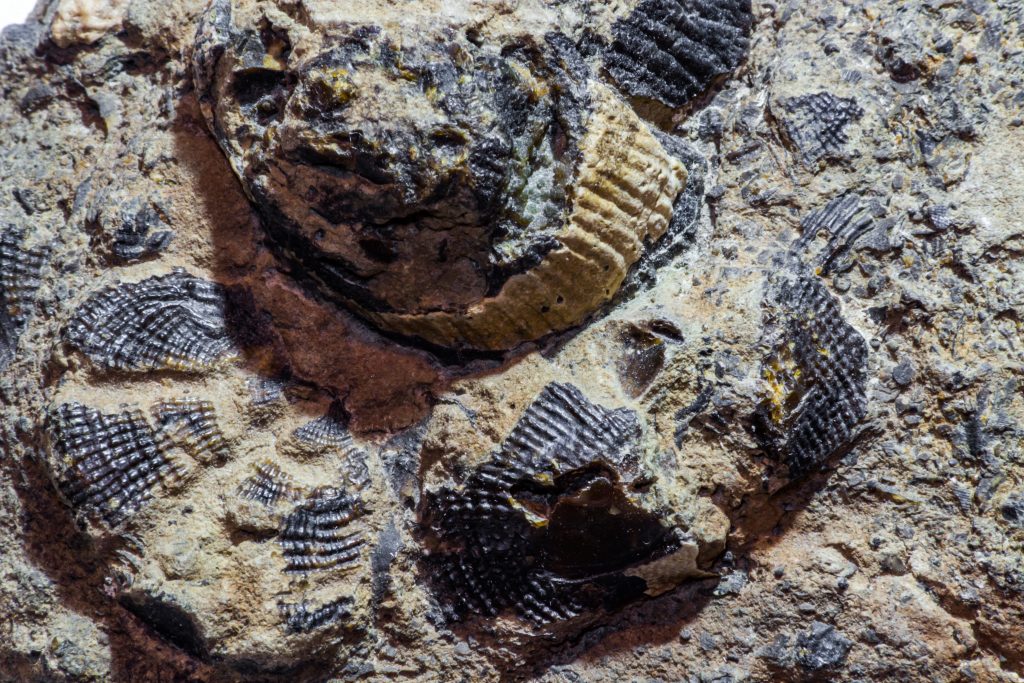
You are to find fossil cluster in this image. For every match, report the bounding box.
[420,383,702,628]
[3,0,1023,681]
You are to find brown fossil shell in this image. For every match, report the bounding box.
[193,3,691,351]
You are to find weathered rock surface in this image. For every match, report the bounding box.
[0,0,1022,681]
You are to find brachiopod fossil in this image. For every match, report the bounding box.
[193,0,752,350]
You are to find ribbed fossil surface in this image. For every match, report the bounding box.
[757,272,869,477]
[421,383,693,627]
[66,270,235,372]
[604,0,753,108]
[46,402,186,526]
[279,598,351,634]
[778,92,865,167]
[0,228,46,369]
[151,399,231,466]
[239,461,299,506]
[279,487,366,574]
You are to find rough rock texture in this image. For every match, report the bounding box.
[0,0,1022,682]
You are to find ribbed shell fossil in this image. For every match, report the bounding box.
[239,461,300,506]
[604,0,753,108]
[0,228,47,370]
[756,272,869,476]
[778,92,864,167]
[279,598,351,634]
[46,402,187,526]
[192,0,752,350]
[421,383,696,627]
[279,487,366,574]
[152,399,231,466]
[66,269,236,372]
[797,193,884,275]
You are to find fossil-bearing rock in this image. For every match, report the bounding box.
[2,0,1024,681]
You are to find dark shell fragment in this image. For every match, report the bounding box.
[779,92,864,167]
[756,273,869,477]
[110,199,174,263]
[278,598,351,634]
[66,269,235,372]
[0,228,47,370]
[47,402,186,526]
[796,194,884,275]
[279,488,366,574]
[604,0,753,109]
[420,383,684,627]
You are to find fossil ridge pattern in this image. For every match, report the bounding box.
[757,271,869,477]
[46,402,186,527]
[66,269,236,372]
[778,92,865,167]
[421,382,692,627]
[279,487,367,575]
[604,0,753,108]
[0,228,47,370]
[279,598,351,634]
[239,461,299,506]
[151,399,231,466]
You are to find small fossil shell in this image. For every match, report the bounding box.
[603,0,754,109]
[797,193,883,274]
[756,272,868,476]
[239,461,300,507]
[278,598,351,634]
[290,404,372,489]
[0,228,47,369]
[421,383,694,627]
[279,488,366,575]
[152,399,231,466]
[293,403,357,450]
[46,402,187,526]
[66,269,235,372]
[86,194,173,263]
[778,92,864,167]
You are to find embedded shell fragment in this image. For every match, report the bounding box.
[0,228,47,370]
[420,383,702,627]
[756,271,869,477]
[66,270,236,372]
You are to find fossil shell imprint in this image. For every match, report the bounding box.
[756,272,869,476]
[66,269,236,372]
[420,383,698,626]
[193,0,753,350]
[0,228,47,370]
[46,402,187,526]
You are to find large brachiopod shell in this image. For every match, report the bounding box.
[193,2,703,351]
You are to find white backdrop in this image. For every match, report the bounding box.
[1,0,36,29]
